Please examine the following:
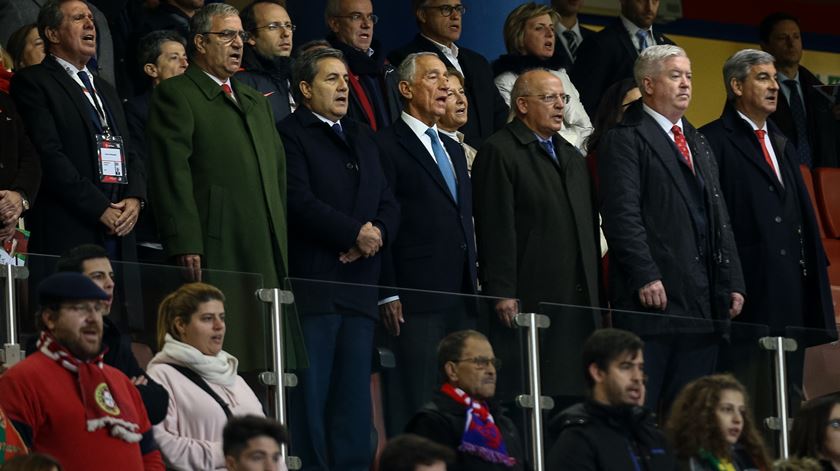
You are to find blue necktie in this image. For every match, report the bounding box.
[636,29,650,51]
[784,80,813,166]
[540,138,558,163]
[332,122,346,141]
[425,128,458,202]
[77,70,107,131]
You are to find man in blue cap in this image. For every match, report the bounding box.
[0,273,164,470]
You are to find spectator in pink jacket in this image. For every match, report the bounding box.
[146,283,264,471]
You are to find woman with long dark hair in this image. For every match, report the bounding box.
[790,393,840,470]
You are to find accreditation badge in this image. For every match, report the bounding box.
[96,134,128,184]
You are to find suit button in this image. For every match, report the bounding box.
[576,284,583,293]
[769,185,775,192]
[780,249,787,256]
[460,243,467,250]
[694,256,700,262]
[346,162,354,170]
[775,216,782,223]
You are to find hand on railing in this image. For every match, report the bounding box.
[495,298,519,328]
[177,254,202,282]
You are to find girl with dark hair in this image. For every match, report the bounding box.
[667,374,770,471]
[790,393,840,470]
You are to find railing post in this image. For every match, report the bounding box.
[513,312,554,471]
[1,264,28,367]
[256,288,300,470]
[759,336,797,459]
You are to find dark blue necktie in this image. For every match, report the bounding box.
[425,128,458,202]
[540,138,558,163]
[784,79,813,166]
[332,122,346,141]
[77,70,107,131]
[636,29,650,52]
[562,30,578,60]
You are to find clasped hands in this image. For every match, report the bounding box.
[339,222,382,263]
[99,197,141,237]
[0,190,23,242]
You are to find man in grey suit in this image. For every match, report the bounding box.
[472,69,600,398]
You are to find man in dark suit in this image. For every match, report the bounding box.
[280,47,399,471]
[387,0,507,149]
[0,90,39,243]
[11,0,145,260]
[376,52,477,434]
[472,69,600,399]
[760,12,840,168]
[571,0,674,115]
[599,45,745,413]
[550,0,596,72]
[701,48,835,417]
[701,49,833,335]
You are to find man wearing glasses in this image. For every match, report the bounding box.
[406,330,525,471]
[326,0,401,131]
[237,0,296,125]
[388,0,508,148]
[147,4,306,369]
[472,69,600,402]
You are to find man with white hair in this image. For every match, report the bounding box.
[598,45,745,413]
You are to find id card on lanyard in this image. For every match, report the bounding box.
[96,133,128,184]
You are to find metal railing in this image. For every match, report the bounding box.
[760,336,798,459]
[1,263,28,368]
[514,312,554,471]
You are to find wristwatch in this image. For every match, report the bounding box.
[19,192,30,211]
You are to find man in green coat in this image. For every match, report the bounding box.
[147,3,304,368]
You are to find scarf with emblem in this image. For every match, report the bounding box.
[440,383,517,467]
[38,331,142,443]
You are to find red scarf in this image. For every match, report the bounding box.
[37,332,142,443]
[440,383,516,467]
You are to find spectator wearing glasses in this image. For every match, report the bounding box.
[147,3,306,368]
[388,0,508,148]
[472,69,600,401]
[406,330,524,471]
[325,0,401,130]
[236,0,295,126]
[492,2,592,152]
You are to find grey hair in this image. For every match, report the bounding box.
[723,49,776,101]
[190,3,240,36]
[633,44,688,88]
[291,47,346,106]
[397,51,439,84]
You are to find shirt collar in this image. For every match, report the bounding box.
[438,128,459,141]
[533,132,553,144]
[643,102,683,132]
[310,109,341,128]
[555,19,581,37]
[422,34,459,59]
[401,111,439,138]
[53,54,93,77]
[620,15,654,40]
[777,70,799,84]
[736,110,767,132]
[202,70,233,89]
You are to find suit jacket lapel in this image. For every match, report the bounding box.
[394,118,457,205]
[722,105,784,193]
[637,112,696,213]
[43,57,99,138]
[614,20,639,60]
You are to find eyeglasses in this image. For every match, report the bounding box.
[455,357,501,369]
[201,30,250,44]
[333,13,379,24]
[827,419,840,429]
[422,4,466,17]
[521,93,570,105]
[253,22,296,33]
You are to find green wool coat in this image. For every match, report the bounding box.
[147,64,306,369]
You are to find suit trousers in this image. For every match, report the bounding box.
[381,300,475,436]
[289,313,375,471]
[642,333,718,419]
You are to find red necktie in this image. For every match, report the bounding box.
[754,130,778,176]
[671,125,694,174]
[221,83,233,96]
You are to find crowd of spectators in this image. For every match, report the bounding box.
[1,0,840,470]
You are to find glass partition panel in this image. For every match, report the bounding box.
[537,302,774,458]
[282,278,532,469]
[1,252,267,393]
[785,324,840,405]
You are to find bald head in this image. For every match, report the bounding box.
[511,69,566,139]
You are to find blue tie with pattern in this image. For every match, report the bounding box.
[425,128,458,202]
[636,29,650,51]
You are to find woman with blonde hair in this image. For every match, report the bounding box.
[146,283,264,471]
[492,2,592,151]
[667,374,770,471]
